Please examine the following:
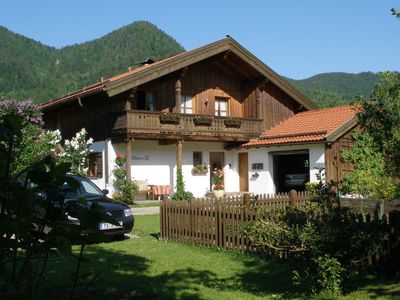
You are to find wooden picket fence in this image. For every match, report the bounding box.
[160,193,400,272]
[159,191,309,250]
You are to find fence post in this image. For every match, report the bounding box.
[289,190,297,208]
[243,193,251,220]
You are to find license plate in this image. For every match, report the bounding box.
[99,221,123,230]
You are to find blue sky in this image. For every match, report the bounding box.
[1,0,399,79]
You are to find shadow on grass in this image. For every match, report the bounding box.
[345,274,400,299]
[41,246,217,300]
[209,254,305,299]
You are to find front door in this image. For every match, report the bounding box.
[209,152,225,190]
[239,152,249,191]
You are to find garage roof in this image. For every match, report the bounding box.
[243,105,358,148]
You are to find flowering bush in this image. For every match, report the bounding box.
[212,168,224,190]
[0,100,65,175]
[0,99,44,126]
[61,128,93,176]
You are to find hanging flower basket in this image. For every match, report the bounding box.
[159,112,180,124]
[193,115,213,126]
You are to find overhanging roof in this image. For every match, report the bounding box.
[41,36,317,111]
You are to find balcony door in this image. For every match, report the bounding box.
[137,91,154,111]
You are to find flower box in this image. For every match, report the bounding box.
[192,170,208,176]
[224,117,242,128]
[192,164,209,176]
[193,115,213,126]
[159,113,180,124]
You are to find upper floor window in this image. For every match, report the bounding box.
[215,98,228,117]
[180,95,193,114]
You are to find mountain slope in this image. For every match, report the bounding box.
[0,22,381,106]
[287,72,380,107]
[0,21,185,102]
[0,26,57,101]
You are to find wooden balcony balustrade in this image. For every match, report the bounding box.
[110,110,262,141]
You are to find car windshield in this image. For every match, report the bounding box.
[62,176,104,199]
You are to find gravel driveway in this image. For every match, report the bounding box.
[131,206,160,215]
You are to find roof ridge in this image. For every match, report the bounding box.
[261,130,328,140]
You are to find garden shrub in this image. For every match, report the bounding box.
[171,167,192,201]
[112,153,138,204]
[242,179,388,296]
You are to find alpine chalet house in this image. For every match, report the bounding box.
[41,36,353,198]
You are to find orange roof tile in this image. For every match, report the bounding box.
[244,105,358,147]
[40,82,106,110]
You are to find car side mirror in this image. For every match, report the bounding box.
[102,189,109,195]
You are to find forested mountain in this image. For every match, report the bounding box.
[0,21,184,102]
[0,21,381,106]
[287,72,380,107]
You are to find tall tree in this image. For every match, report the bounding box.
[357,72,400,177]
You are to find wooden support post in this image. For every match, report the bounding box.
[255,87,262,119]
[176,139,183,171]
[125,138,133,181]
[175,79,181,113]
[289,189,297,207]
[125,88,136,128]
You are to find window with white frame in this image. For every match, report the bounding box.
[180,95,193,114]
[215,98,228,116]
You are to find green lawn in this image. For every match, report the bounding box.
[39,215,400,300]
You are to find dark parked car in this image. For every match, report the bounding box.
[284,173,309,189]
[62,175,134,237]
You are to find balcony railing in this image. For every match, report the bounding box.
[111,110,262,141]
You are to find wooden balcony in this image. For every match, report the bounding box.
[110,110,262,142]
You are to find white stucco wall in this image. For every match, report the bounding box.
[90,140,116,192]
[248,144,325,195]
[92,140,241,197]
[90,140,325,197]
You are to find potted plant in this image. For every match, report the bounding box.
[224,117,242,128]
[159,112,180,124]
[212,168,224,198]
[193,115,213,126]
[192,164,209,175]
[115,153,125,167]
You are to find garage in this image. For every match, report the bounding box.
[272,150,310,193]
